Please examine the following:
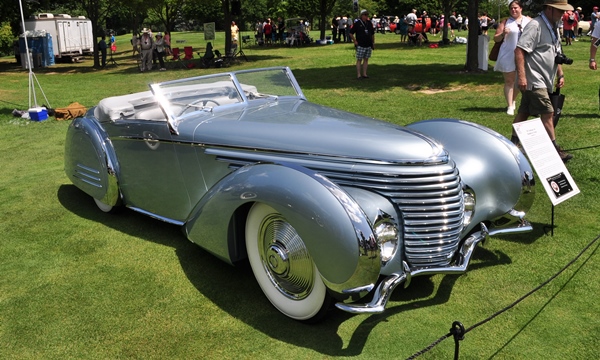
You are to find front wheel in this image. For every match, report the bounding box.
[245,203,330,321]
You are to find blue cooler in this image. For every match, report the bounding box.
[29,107,48,121]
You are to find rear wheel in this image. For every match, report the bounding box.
[93,197,121,213]
[245,203,330,321]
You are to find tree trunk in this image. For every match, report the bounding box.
[465,0,480,71]
[222,0,232,55]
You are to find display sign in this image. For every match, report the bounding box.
[513,118,579,205]
[204,22,215,41]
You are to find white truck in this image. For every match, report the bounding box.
[24,13,94,59]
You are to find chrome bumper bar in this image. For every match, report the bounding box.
[336,221,531,314]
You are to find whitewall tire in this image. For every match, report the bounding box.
[245,203,329,321]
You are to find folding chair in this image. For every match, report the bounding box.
[200,42,217,68]
[183,47,194,60]
[170,47,186,68]
[181,46,195,68]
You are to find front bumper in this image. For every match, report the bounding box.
[335,221,532,314]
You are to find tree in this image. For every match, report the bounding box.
[148,0,184,32]
[79,0,112,68]
[465,0,479,71]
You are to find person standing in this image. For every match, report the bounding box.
[331,16,339,42]
[255,20,264,45]
[263,19,273,45]
[163,32,171,55]
[345,15,352,42]
[420,11,430,42]
[591,7,599,35]
[588,13,600,70]
[277,17,285,42]
[350,9,375,79]
[338,16,347,42]
[562,9,578,45]
[493,1,531,115]
[98,36,107,67]
[480,13,492,34]
[154,32,166,71]
[511,0,573,162]
[406,9,417,27]
[139,30,154,72]
[230,21,239,54]
[131,32,139,57]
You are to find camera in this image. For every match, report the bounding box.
[555,53,573,65]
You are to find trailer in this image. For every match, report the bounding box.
[24,13,94,59]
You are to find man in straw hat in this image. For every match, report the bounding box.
[510,0,574,162]
[139,29,154,72]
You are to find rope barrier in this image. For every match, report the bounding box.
[406,233,600,359]
[564,143,600,152]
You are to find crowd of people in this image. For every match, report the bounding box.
[254,17,311,46]
[126,28,172,72]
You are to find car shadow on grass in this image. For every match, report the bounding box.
[57,183,519,356]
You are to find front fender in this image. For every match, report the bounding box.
[407,119,534,232]
[184,163,381,297]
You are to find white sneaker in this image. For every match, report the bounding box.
[507,107,515,116]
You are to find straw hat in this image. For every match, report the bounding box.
[543,0,574,11]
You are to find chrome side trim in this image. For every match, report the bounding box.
[335,223,490,314]
[128,206,185,226]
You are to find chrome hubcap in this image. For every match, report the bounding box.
[258,214,314,300]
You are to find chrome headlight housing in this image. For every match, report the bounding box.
[373,210,399,266]
[462,186,476,226]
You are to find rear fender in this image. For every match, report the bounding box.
[184,163,381,297]
[64,111,120,206]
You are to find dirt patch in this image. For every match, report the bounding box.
[405,84,466,94]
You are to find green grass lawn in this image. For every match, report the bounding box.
[1,31,599,359]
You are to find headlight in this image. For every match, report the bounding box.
[463,188,476,225]
[374,211,399,265]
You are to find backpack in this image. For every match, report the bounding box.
[568,13,575,24]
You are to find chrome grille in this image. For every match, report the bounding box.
[315,162,464,268]
[207,148,464,268]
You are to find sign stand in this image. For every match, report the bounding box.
[543,205,555,236]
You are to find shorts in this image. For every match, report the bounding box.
[564,29,575,38]
[518,88,554,115]
[356,46,372,60]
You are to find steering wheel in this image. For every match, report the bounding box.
[177,99,221,116]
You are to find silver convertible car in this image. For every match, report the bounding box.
[65,67,535,321]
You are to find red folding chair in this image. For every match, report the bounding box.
[171,47,181,60]
[183,46,194,60]
[169,47,186,68]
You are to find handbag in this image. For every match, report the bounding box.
[488,41,502,61]
[549,87,565,127]
[489,20,507,61]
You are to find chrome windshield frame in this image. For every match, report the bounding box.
[150,67,305,135]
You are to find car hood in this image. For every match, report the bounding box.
[189,99,446,163]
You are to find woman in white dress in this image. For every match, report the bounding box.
[493,1,531,115]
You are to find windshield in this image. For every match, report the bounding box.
[150,67,304,134]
